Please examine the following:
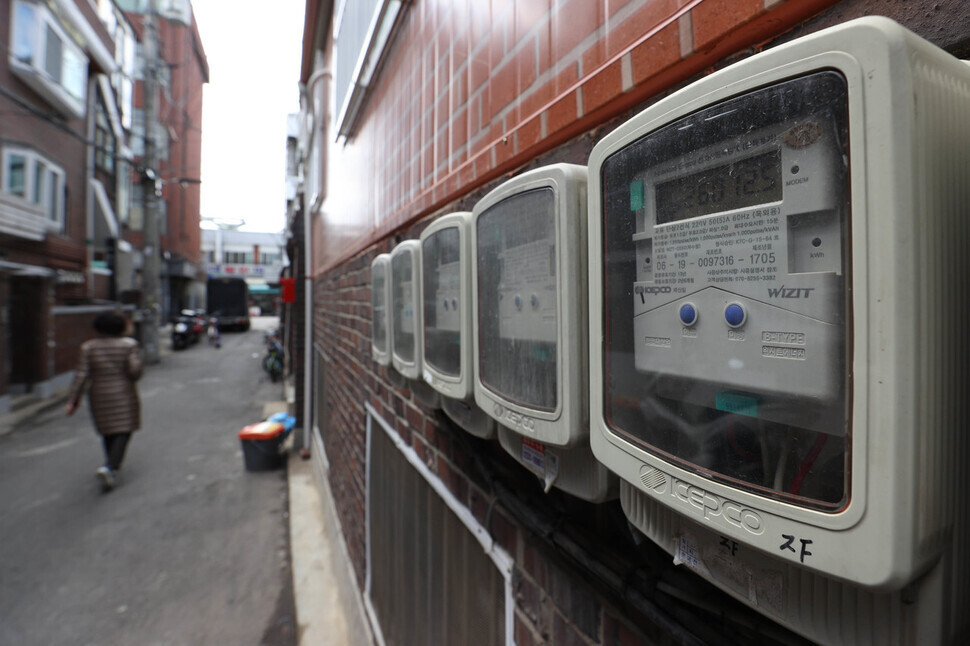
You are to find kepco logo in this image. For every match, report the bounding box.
[493,403,535,431]
[641,468,764,535]
[635,285,672,296]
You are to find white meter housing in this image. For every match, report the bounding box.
[390,240,423,380]
[588,17,969,643]
[473,164,616,502]
[420,212,495,438]
[370,253,392,366]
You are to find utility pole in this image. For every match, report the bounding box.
[142,0,161,363]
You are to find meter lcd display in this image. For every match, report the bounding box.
[477,187,558,412]
[655,150,782,224]
[600,71,850,510]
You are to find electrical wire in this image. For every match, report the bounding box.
[790,434,828,495]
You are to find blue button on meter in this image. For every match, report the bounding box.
[724,303,746,328]
[679,303,698,326]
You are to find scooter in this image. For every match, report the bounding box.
[263,330,284,382]
[207,316,222,348]
[171,312,197,350]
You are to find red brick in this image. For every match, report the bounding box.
[435,91,450,130]
[691,0,765,52]
[514,616,538,646]
[516,114,543,151]
[519,80,556,122]
[545,91,578,135]
[451,106,469,151]
[405,403,424,431]
[591,0,682,72]
[555,62,579,95]
[515,0,551,44]
[550,0,604,60]
[490,59,519,116]
[582,58,624,113]
[459,159,476,187]
[630,22,682,86]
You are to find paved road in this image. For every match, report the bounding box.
[0,317,296,646]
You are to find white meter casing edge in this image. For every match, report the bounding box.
[472,163,589,448]
[588,13,970,607]
[389,240,423,380]
[421,212,497,439]
[370,253,392,366]
[420,212,474,400]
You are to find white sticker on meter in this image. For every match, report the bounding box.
[434,259,461,333]
[498,239,557,343]
[400,280,414,334]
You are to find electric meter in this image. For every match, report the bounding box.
[420,212,495,438]
[390,240,423,380]
[371,254,391,366]
[588,17,970,643]
[473,164,616,502]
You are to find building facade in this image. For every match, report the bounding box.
[119,0,208,320]
[0,0,135,411]
[0,0,207,413]
[201,227,286,314]
[293,1,970,645]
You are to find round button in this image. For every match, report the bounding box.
[724,303,746,328]
[679,303,697,326]
[451,299,458,310]
[443,299,449,311]
[514,295,522,310]
[530,294,538,309]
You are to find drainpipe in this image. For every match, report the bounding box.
[302,67,331,451]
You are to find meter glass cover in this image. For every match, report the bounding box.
[372,263,388,353]
[423,226,462,377]
[391,249,416,363]
[477,187,558,411]
[600,71,850,511]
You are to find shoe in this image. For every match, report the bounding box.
[96,466,116,492]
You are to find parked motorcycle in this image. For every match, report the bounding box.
[171,309,204,350]
[263,330,284,382]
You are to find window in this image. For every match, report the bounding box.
[8,0,89,118]
[131,109,170,161]
[1,147,65,229]
[224,251,253,265]
[259,252,281,265]
[333,0,403,138]
[95,98,116,173]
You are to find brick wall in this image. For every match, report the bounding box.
[316,0,842,271]
[309,0,970,643]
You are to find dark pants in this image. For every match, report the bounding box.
[101,433,132,471]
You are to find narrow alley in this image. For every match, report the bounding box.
[0,318,297,645]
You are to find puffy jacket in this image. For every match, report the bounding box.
[68,337,143,435]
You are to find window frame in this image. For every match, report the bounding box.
[8,0,89,118]
[332,0,403,139]
[1,146,66,232]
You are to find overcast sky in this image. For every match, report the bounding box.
[190,0,306,233]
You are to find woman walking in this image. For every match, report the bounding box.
[66,311,143,492]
